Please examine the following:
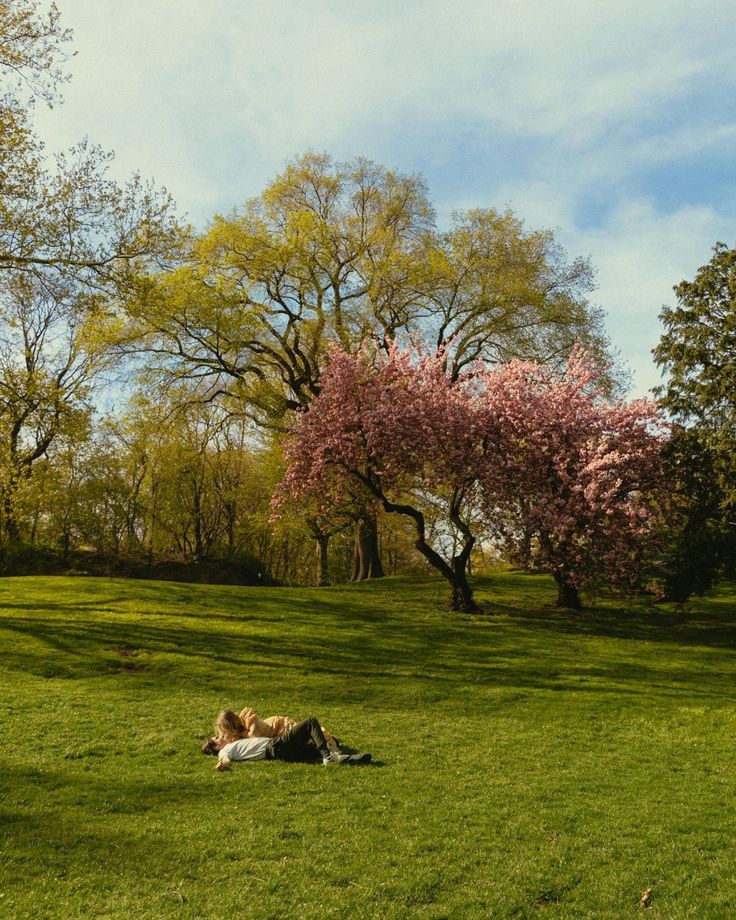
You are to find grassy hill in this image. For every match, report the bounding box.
[1,573,735,919]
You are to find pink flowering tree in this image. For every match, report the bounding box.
[272,346,490,613]
[478,349,670,609]
[274,344,669,613]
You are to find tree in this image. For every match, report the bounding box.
[126,153,611,582]
[654,242,736,593]
[654,245,736,506]
[0,1,181,547]
[651,427,729,604]
[0,2,181,289]
[0,274,102,539]
[273,346,490,612]
[274,344,668,612]
[478,349,668,608]
[655,243,736,441]
[0,0,71,107]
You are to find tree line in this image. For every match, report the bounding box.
[0,1,733,606]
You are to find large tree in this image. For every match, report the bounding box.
[129,155,610,411]
[273,346,487,612]
[0,1,182,544]
[126,153,611,581]
[654,242,736,590]
[275,345,667,612]
[478,349,668,609]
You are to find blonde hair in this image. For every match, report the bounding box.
[214,709,246,743]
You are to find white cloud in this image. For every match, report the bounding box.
[37,0,736,215]
[30,0,736,399]
[570,200,733,397]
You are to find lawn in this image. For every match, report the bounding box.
[0,573,735,919]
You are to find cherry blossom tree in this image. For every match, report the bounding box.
[274,345,669,612]
[273,346,488,612]
[478,349,669,608]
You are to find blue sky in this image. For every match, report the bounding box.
[36,0,736,396]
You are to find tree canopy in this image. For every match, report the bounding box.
[274,345,667,610]
[654,242,736,595]
[0,0,183,543]
[126,152,612,422]
[655,242,736,453]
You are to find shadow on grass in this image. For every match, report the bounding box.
[1,574,735,705]
[496,603,736,652]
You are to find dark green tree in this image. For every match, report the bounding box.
[654,242,736,597]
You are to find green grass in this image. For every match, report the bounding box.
[1,573,735,919]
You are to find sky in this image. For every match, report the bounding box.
[35,0,736,397]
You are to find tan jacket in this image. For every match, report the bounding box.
[238,708,336,748]
[238,708,296,739]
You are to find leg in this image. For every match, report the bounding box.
[271,717,329,762]
[271,717,350,764]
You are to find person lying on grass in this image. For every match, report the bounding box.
[202,716,371,771]
[213,707,340,750]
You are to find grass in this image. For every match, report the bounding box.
[0,572,735,919]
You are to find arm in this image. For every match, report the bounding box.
[238,707,279,738]
[265,715,297,737]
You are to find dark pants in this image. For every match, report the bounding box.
[268,717,329,762]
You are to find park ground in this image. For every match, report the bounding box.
[0,573,735,919]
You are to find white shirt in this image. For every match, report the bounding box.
[219,736,272,763]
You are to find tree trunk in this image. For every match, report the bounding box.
[449,570,478,613]
[374,493,480,613]
[225,501,236,556]
[192,485,203,561]
[316,533,331,586]
[351,511,385,581]
[3,484,20,542]
[554,571,581,610]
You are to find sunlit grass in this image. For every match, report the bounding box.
[1,573,735,918]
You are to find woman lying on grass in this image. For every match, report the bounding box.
[202,715,371,771]
[213,707,339,749]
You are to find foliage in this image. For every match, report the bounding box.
[125,153,434,419]
[655,243,736,440]
[128,153,612,416]
[0,0,71,106]
[0,0,182,289]
[4,390,349,585]
[275,345,668,610]
[274,345,486,611]
[421,207,612,382]
[479,348,669,608]
[650,428,734,605]
[654,242,736,595]
[0,0,183,548]
[1,574,735,918]
[0,275,104,539]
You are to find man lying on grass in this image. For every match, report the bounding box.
[213,706,339,750]
[202,716,371,771]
